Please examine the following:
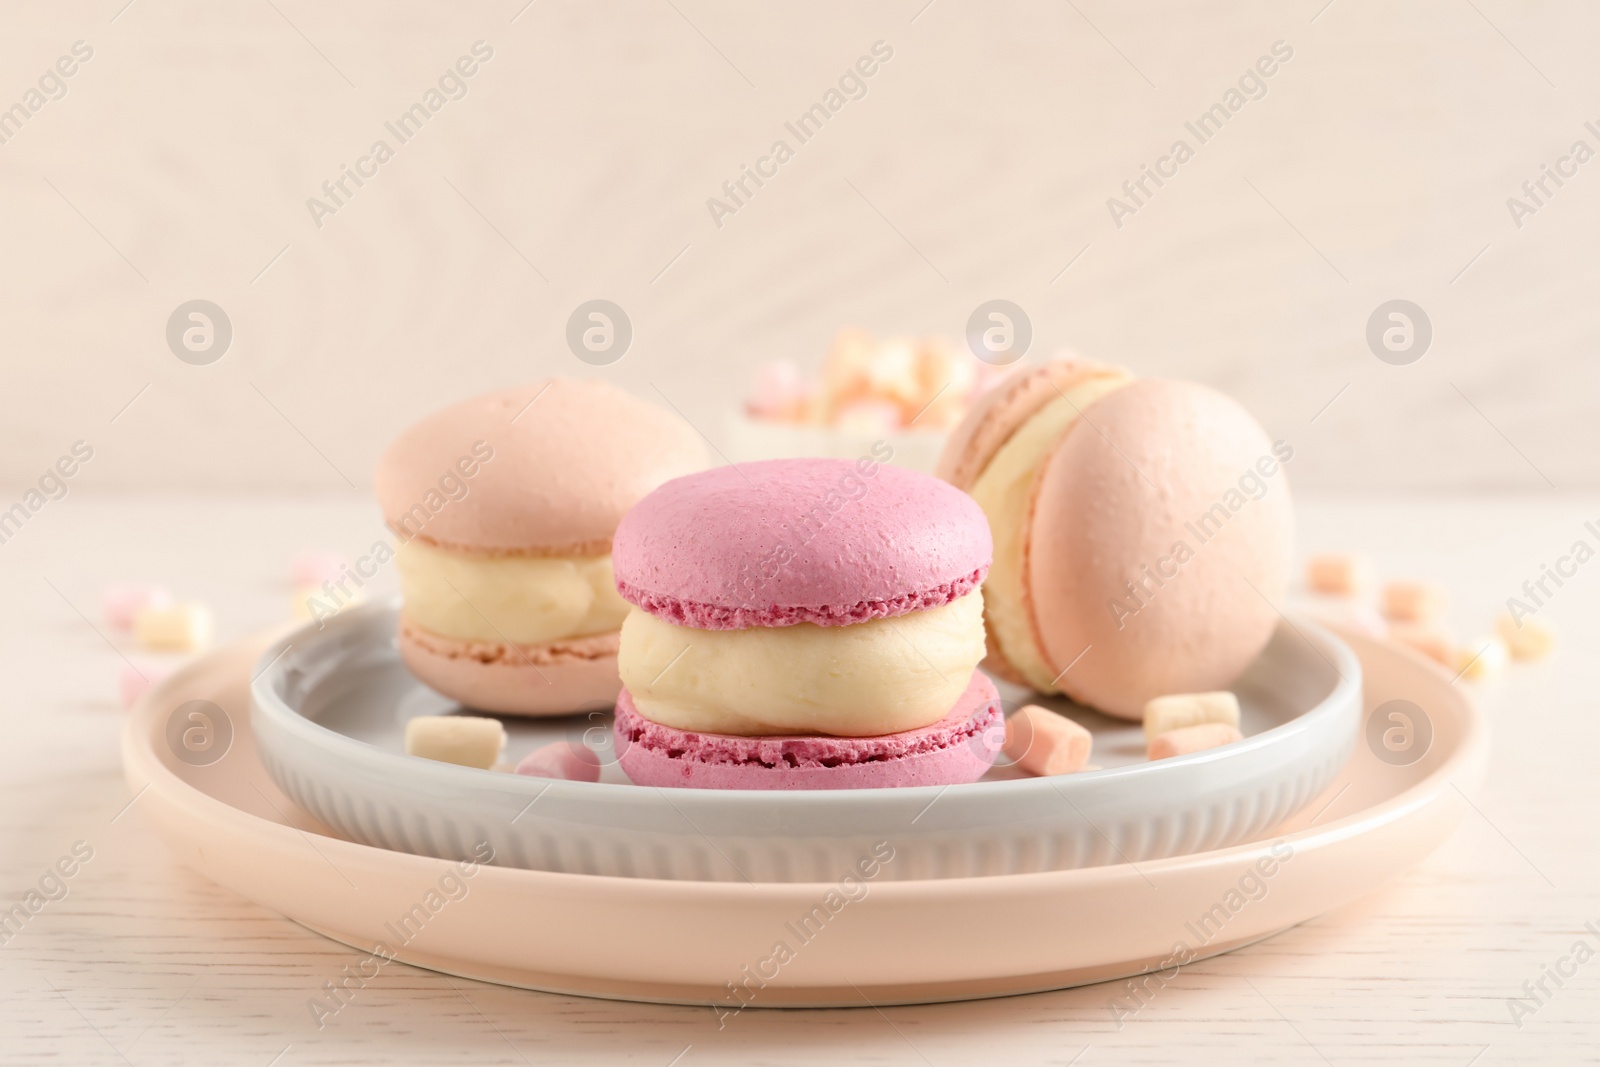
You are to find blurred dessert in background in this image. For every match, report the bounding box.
[729,328,1002,472]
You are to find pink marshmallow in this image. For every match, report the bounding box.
[102,583,172,631]
[118,661,173,711]
[288,550,349,589]
[1002,704,1093,776]
[1382,579,1449,623]
[515,742,601,782]
[1305,553,1371,597]
[1388,621,1455,666]
[747,360,800,409]
[745,360,816,422]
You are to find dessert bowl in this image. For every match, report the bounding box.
[250,600,1361,882]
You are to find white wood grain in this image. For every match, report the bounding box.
[0,2,1597,494]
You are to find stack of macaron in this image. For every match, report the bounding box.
[607,457,1004,789]
[936,359,1295,719]
[375,379,706,714]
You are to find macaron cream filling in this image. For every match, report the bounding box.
[617,589,986,738]
[395,538,629,646]
[967,368,1133,692]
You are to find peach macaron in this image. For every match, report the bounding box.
[937,360,1294,719]
[375,379,706,715]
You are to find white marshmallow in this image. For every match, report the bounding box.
[404,715,506,769]
[1142,691,1240,743]
[134,603,212,652]
[1495,612,1556,662]
[1454,636,1509,682]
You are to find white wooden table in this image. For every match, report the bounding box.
[2,492,1595,1065]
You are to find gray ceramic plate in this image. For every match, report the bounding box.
[250,600,1361,882]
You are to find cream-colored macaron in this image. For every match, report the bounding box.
[937,361,1293,719]
[374,379,707,715]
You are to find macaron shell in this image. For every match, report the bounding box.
[612,458,992,629]
[1026,379,1293,719]
[375,379,707,556]
[399,623,622,716]
[613,671,1003,789]
[935,358,1133,492]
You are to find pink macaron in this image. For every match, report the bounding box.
[938,360,1294,719]
[375,379,707,715]
[610,457,1003,789]
[614,673,1003,789]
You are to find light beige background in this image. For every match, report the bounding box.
[1,0,1593,493]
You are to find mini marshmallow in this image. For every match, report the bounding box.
[404,715,506,769]
[515,741,602,782]
[102,583,172,631]
[1388,621,1455,666]
[1382,579,1449,623]
[1454,636,1509,682]
[1148,722,1243,761]
[746,360,810,422]
[134,603,212,652]
[118,661,173,711]
[1142,691,1240,743]
[1305,553,1371,597]
[1496,612,1557,662]
[289,550,350,589]
[1002,705,1092,776]
[829,333,920,404]
[909,338,975,429]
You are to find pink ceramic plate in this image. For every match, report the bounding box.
[123,626,1484,1007]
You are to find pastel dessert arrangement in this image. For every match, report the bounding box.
[374,379,706,715]
[606,457,1003,789]
[377,364,1302,786]
[126,360,1560,798]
